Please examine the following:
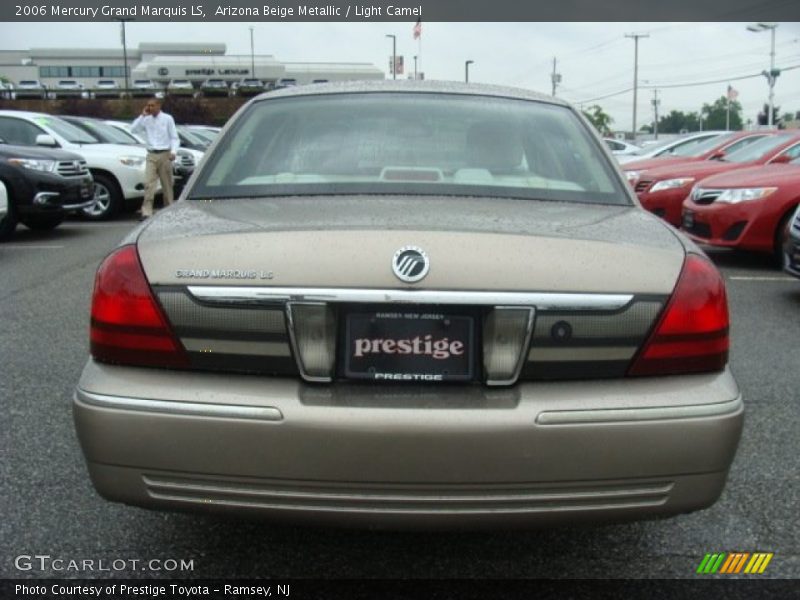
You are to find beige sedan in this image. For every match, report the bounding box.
[74,81,742,528]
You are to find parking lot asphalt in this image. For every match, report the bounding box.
[1,216,798,580]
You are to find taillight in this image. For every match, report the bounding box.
[90,245,189,368]
[628,253,728,376]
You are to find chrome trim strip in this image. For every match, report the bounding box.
[61,199,97,211]
[32,191,60,206]
[188,287,633,311]
[486,306,536,387]
[285,302,334,383]
[75,389,284,421]
[536,396,743,425]
[181,338,291,357]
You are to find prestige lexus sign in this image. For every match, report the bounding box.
[185,68,250,76]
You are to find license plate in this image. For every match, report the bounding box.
[344,311,474,382]
[682,211,694,229]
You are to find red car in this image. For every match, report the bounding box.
[681,157,800,260]
[623,131,773,185]
[635,132,800,227]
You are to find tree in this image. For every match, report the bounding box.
[757,103,782,127]
[582,105,613,135]
[700,96,743,130]
[657,110,700,134]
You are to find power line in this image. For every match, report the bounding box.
[570,63,800,104]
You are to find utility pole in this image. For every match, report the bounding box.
[625,33,649,141]
[550,57,561,96]
[747,23,779,128]
[651,89,660,140]
[113,18,133,95]
[465,60,474,83]
[249,26,255,78]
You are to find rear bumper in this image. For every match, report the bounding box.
[74,360,743,527]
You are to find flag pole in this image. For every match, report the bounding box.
[413,18,422,79]
[726,85,731,130]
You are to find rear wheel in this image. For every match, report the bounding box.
[82,172,121,221]
[20,214,65,231]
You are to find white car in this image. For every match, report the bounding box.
[167,79,195,96]
[55,80,86,98]
[0,110,148,219]
[0,180,7,222]
[132,80,163,98]
[0,81,14,100]
[105,119,204,194]
[105,119,205,165]
[93,80,122,98]
[15,80,47,100]
[604,138,642,158]
[616,131,729,165]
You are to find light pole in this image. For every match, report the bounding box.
[386,34,396,80]
[465,60,474,83]
[625,33,649,141]
[113,17,133,95]
[413,55,417,80]
[747,22,779,128]
[249,26,255,78]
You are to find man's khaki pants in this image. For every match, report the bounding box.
[142,151,174,217]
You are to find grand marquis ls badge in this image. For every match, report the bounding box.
[392,246,429,283]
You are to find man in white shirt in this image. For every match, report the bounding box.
[130,97,180,219]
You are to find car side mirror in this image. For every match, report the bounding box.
[35,134,58,147]
[770,154,792,165]
[709,150,726,160]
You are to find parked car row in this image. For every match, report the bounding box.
[1,77,320,100]
[0,108,209,239]
[621,130,800,265]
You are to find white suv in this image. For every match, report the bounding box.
[0,180,7,221]
[0,110,148,219]
[15,80,47,100]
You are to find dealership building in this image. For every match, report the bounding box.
[0,42,385,88]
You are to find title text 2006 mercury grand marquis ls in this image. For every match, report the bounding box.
[74,81,742,528]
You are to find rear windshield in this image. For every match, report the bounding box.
[190,92,628,205]
[724,133,794,163]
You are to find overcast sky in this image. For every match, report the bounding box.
[2,21,799,130]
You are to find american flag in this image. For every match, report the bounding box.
[413,18,422,40]
[727,85,739,101]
